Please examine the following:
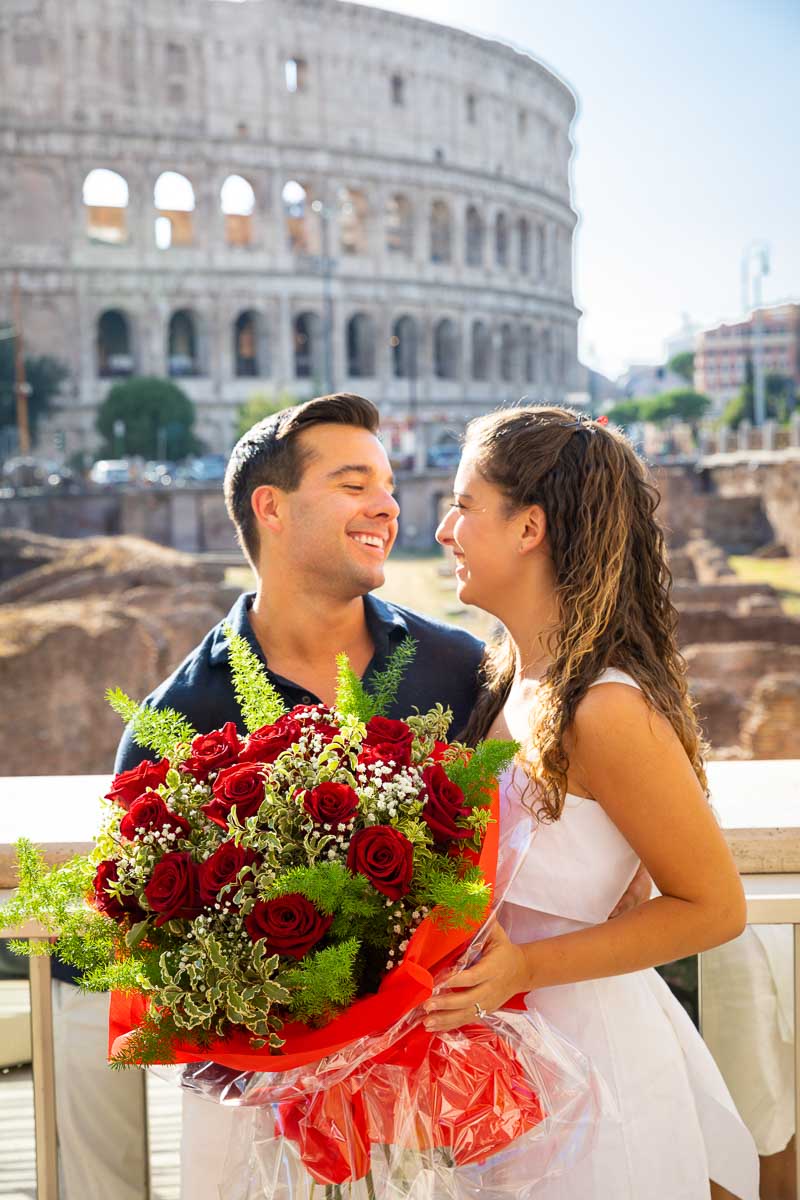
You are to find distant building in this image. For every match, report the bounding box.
[663,314,701,363]
[616,363,688,402]
[694,303,800,412]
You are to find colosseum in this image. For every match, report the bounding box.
[0,0,579,460]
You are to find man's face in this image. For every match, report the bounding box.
[267,424,400,597]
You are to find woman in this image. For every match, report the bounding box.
[426,406,759,1199]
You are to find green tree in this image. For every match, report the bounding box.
[606,399,645,426]
[235,390,298,440]
[721,361,795,428]
[667,351,695,384]
[0,337,69,446]
[96,376,199,460]
[640,389,711,424]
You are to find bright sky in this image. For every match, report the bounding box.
[340,0,800,378]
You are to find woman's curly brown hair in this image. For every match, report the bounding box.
[461,405,708,820]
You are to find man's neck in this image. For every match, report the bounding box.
[248,581,374,704]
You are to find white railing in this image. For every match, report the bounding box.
[2,765,799,1199]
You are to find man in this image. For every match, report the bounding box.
[113,392,648,1196]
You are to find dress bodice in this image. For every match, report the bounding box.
[499,669,642,926]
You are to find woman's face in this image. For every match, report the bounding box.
[435,449,526,616]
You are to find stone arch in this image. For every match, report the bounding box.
[281,180,320,255]
[167,308,203,376]
[471,320,491,381]
[433,318,459,379]
[386,193,413,257]
[233,309,269,378]
[517,217,531,275]
[83,168,129,244]
[294,311,322,379]
[221,174,255,247]
[154,171,195,248]
[338,187,369,256]
[495,211,509,268]
[391,315,418,379]
[346,312,376,378]
[465,206,484,268]
[499,322,516,382]
[96,309,134,377]
[430,200,452,264]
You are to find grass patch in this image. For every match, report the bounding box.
[728,556,800,617]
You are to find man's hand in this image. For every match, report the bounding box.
[609,861,652,918]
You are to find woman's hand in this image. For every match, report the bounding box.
[422,920,531,1032]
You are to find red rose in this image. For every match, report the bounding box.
[93,859,144,923]
[302,782,359,828]
[201,762,267,828]
[420,764,471,844]
[105,757,170,810]
[119,791,191,841]
[198,841,259,905]
[357,743,404,779]
[363,716,414,767]
[181,722,242,782]
[239,719,302,764]
[245,893,332,958]
[144,851,201,925]
[347,825,414,900]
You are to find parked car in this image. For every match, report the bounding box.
[142,461,177,487]
[88,458,135,486]
[426,442,462,470]
[178,454,227,485]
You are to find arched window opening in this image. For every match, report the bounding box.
[466,93,477,125]
[386,194,413,257]
[542,328,554,383]
[168,309,200,376]
[83,168,129,244]
[495,212,508,268]
[339,187,369,256]
[499,323,515,382]
[221,174,255,247]
[430,200,451,264]
[391,74,405,106]
[285,58,307,93]
[536,224,547,278]
[154,171,195,248]
[433,318,458,380]
[282,180,320,255]
[391,316,418,379]
[465,206,484,268]
[520,326,536,384]
[346,313,376,378]
[234,310,266,378]
[97,310,133,377]
[294,311,321,379]
[518,217,531,275]
[471,321,491,381]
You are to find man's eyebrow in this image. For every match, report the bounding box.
[326,464,395,488]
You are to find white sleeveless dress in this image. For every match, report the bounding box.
[497,669,759,1199]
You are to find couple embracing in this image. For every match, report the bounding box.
[116,393,759,1199]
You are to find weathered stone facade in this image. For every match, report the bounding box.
[0,0,579,458]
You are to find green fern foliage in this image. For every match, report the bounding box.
[224,623,287,732]
[106,689,197,758]
[280,939,360,1022]
[335,652,377,721]
[368,637,418,716]
[444,738,519,807]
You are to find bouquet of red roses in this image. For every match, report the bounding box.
[4,629,609,1198]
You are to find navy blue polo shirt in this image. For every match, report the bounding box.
[114,591,484,773]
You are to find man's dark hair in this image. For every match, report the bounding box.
[224,392,380,564]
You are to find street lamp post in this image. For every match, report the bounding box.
[311,199,335,395]
[741,242,770,427]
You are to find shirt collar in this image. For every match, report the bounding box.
[208,591,409,668]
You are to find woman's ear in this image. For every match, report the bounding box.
[251,484,283,534]
[519,503,547,555]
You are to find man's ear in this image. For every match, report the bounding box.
[519,503,547,555]
[251,484,283,534]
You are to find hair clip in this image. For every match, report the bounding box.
[560,413,601,434]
